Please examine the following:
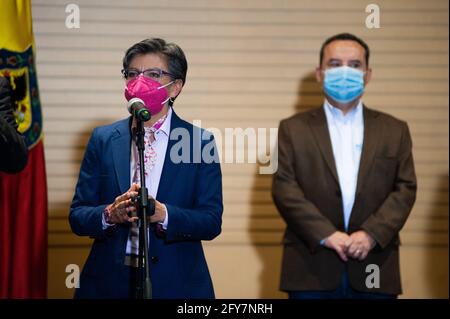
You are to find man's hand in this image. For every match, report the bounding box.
[346,230,376,261]
[324,231,353,262]
[105,183,139,224]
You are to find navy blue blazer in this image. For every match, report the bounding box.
[69,110,223,299]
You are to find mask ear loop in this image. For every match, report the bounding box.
[157,80,174,90]
[161,96,171,105]
[158,80,176,105]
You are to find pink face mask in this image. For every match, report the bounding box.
[124,75,173,115]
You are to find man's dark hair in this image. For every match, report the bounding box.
[123,38,188,105]
[319,33,370,66]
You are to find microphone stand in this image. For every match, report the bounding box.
[134,115,155,299]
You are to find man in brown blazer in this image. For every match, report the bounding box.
[272,33,417,299]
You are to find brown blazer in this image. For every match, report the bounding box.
[272,105,417,295]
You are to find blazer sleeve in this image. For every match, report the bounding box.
[164,135,223,242]
[361,122,417,248]
[0,77,28,173]
[69,128,108,239]
[272,119,337,252]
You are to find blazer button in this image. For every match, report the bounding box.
[151,256,159,264]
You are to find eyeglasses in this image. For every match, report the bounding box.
[121,67,174,81]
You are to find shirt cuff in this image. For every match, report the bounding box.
[102,207,116,230]
[159,204,168,230]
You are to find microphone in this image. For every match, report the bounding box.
[127,98,151,122]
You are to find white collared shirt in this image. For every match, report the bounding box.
[125,107,172,261]
[323,99,364,230]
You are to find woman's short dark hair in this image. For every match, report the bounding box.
[320,33,370,66]
[122,38,188,105]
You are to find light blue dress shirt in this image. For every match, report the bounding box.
[323,99,364,231]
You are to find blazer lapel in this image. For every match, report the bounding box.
[308,107,340,185]
[155,110,184,201]
[111,118,132,194]
[355,106,380,195]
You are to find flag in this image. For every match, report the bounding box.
[0,0,48,298]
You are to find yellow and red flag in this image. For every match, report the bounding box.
[0,0,48,298]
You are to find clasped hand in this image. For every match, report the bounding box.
[324,230,376,261]
[105,183,167,224]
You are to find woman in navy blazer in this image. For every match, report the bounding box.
[69,38,223,299]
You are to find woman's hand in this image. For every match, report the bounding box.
[105,183,139,224]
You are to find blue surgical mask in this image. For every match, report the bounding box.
[323,66,365,104]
